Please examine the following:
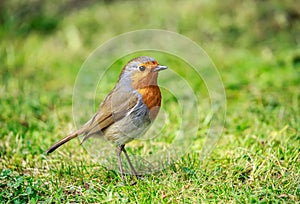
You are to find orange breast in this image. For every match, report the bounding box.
[138,86,162,120]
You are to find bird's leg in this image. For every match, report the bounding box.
[116,145,125,181]
[121,145,138,177]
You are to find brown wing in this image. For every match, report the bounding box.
[80,88,139,142]
[46,87,138,154]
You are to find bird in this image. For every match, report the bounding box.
[46,56,167,181]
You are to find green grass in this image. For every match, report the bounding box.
[1,0,300,203]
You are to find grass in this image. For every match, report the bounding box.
[1,0,300,203]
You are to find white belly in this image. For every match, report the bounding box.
[103,102,151,145]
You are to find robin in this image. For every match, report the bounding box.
[46,56,167,181]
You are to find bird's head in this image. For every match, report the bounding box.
[119,56,167,89]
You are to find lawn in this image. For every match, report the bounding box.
[0,0,299,203]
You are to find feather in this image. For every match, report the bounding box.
[46,87,139,154]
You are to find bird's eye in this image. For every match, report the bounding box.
[139,66,146,71]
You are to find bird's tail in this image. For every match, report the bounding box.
[46,129,82,154]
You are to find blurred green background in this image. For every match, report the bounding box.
[0,0,299,203]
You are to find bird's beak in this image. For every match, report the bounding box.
[153,65,168,72]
